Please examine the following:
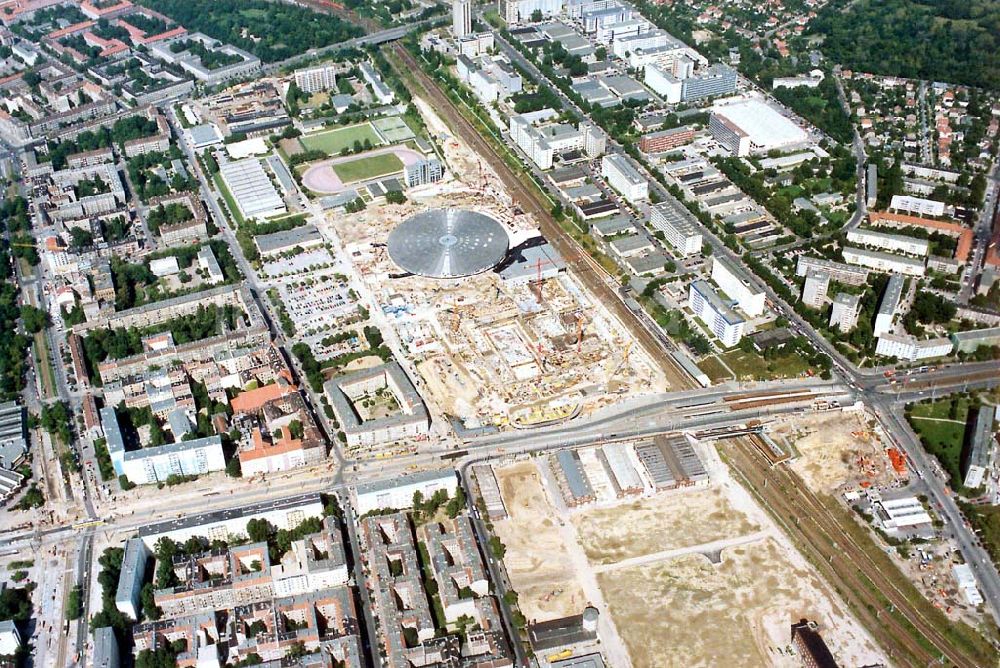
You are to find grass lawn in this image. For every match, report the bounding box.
[300,123,383,155]
[907,398,971,489]
[33,332,55,399]
[213,172,244,226]
[333,152,404,183]
[697,355,732,383]
[720,348,811,381]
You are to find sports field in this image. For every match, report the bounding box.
[300,123,383,155]
[332,153,404,183]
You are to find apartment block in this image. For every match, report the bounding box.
[649,199,702,256]
[601,153,648,203]
[688,279,745,347]
[711,256,765,317]
[829,292,861,333]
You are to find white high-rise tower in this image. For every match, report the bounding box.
[453,0,472,37]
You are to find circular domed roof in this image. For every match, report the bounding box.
[387,208,509,279]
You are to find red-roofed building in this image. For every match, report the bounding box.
[80,0,132,20]
[230,379,297,414]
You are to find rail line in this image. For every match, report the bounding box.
[388,45,696,391]
[725,438,991,667]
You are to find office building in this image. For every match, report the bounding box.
[847,228,929,256]
[639,126,695,154]
[688,279,745,347]
[294,64,338,94]
[874,274,904,337]
[680,63,737,102]
[962,405,996,489]
[453,0,472,36]
[829,292,861,333]
[709,112,751,157]
[711,256,765,317]
[876,333,953,362]
[403,158,444,187]
[801,270,830,308]
[842,246,925,276]
[601,154,648,203]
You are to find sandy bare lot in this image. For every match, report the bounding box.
[598,538,881,668]
[777,410,897,494]
[572,487,760,565]
[493,461,587,622]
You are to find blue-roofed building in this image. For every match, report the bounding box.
[555,449,595,506]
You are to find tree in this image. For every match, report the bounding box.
[140,582,161,621]
[246,518,274,544]
[530,8,542,21]
[20,305,49,334]
[69,227,94,250]
[226,457,242,478]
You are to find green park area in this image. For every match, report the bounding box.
[300,123,383,155]
[906,396,972,490]
[332,153,404,184]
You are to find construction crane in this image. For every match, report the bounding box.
[530,255,557,304]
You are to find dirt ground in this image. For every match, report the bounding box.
[775,410,898,494]
[598,538,882,668]
[572,487,760,565]
[493,461,588,623]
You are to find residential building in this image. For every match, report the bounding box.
[866,163,878,209]
[795,256,870,286]
[115,538,150,620]
[0,620,19,656]
[294,64,337,94]
[360,513,435,668]
[951,327,1000,353]
[874,274,905,337]
[790,620,837,668]
[324,362,430,449]
[354,470,458,515]
[829,292,861,333]
[847,228,929,256]
[92,627,119,668]
[688,279,745,347]
[890,194,946,218]
[101,407,226,485]
[417,516,490,623]
[962,405,996,489]
[150,33,260,85]
[842,246,925,276]
[875,333,953,361]
[452,0,472,37]
[498,0,561,24]
[801,270,830,308]
[601,153,648,203]
[711,256,765,317]
[360,61,394,104]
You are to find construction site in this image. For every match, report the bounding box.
[321,96,667,429]
[486,429,885,668]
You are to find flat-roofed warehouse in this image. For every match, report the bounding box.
[710,98,809,154]
[634,434,708,490]
[218,157,287,221]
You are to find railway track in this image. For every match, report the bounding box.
[388,45,696,391]
[724,438,993,667]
